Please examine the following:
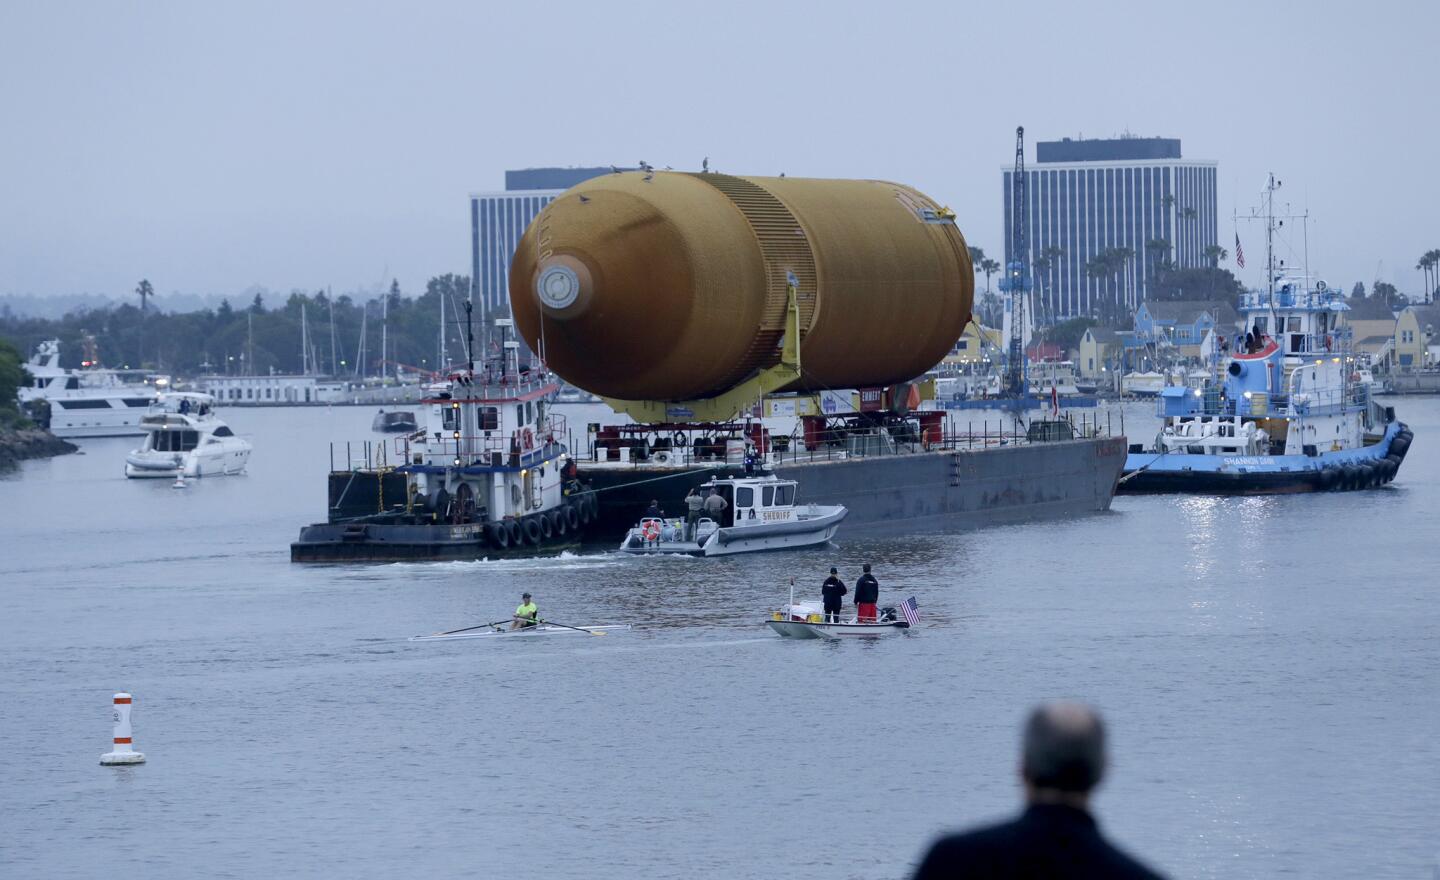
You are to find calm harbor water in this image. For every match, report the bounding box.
[3,398,1437,879]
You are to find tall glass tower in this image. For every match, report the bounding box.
[1003,137,1217,321]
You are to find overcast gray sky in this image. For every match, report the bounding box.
[1,0,1435,302]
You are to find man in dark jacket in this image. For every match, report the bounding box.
[854,563,879,622]
[820,567,847,623]
[910,702,1164,879]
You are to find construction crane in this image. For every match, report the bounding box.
[998,125,1031,397]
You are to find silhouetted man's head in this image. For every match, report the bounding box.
[1021,702,1106,802]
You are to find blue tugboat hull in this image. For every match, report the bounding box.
[1120,422,1411,495]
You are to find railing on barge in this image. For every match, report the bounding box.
[579,410,1126,470]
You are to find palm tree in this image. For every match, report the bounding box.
[1420,249,1440,303]
[1086,250,1126,323]
[1040,245,1064,318]
[135,279,154,314]
[980,258,1000,296]
[1112,246,1136,310]
[1144,239,1172,298]
[1202,244,1228,268]
[1032,253,1052,325]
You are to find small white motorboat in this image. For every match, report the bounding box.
[409,624,631,642]
[765,598,916,639]
[125,392,252,479]
[619,474,847,557]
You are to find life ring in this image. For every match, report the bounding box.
[641,520,661,542]
[506,520,523,546]
[673,431,688,449]
[485,522,509,549]
[522,517,543,544]
[523,428,535,450]
[564,505,580,530]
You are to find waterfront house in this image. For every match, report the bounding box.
[1133,300,1241,349]
[1078,327,1122,378]
[1345,297,1396,350]
[1394,304,1440,370]
[943,323,1004,365]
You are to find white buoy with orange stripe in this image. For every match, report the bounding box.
[100,692,145,765]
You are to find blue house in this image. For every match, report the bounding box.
[1133,300,1240,347]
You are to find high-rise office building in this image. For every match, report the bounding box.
[470,167,622,314]
[1002,137,1217,320]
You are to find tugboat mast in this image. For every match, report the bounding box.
[1265,172,1278,336]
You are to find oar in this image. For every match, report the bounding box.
[431,618,512,637]
[537,619,607,636]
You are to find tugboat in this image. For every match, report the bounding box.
[618,474,847,556]
[290,314,597,562]
[1121,176,1412,494]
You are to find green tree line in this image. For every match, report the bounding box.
[0,275,476,377]
[0,337,29,428]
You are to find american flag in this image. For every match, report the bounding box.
[1235,233,1245,268]
[1051,382,1060,417]
[899,596,921,626]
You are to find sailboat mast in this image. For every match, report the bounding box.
[354,308,367,379]
[381,294,389,381]
[438,288,447,371]
[328,287,338,376]
[301,302,309,374]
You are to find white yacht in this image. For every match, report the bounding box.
[1027,361,1083,397]
[18,339,158,438]
[125,393,252,479]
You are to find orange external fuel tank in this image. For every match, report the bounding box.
[509,171,973,403]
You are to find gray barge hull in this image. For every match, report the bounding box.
[582,436,1127,540]
[774,436,1126,534]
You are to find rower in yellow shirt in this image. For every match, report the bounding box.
[511,592,538,630]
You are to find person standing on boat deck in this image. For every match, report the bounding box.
[644,499,662,519]
[821,567,847,623]
[703,487,728,524]
[854,564,879,622]
[511,592,538,630]
[684,488,703,540]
